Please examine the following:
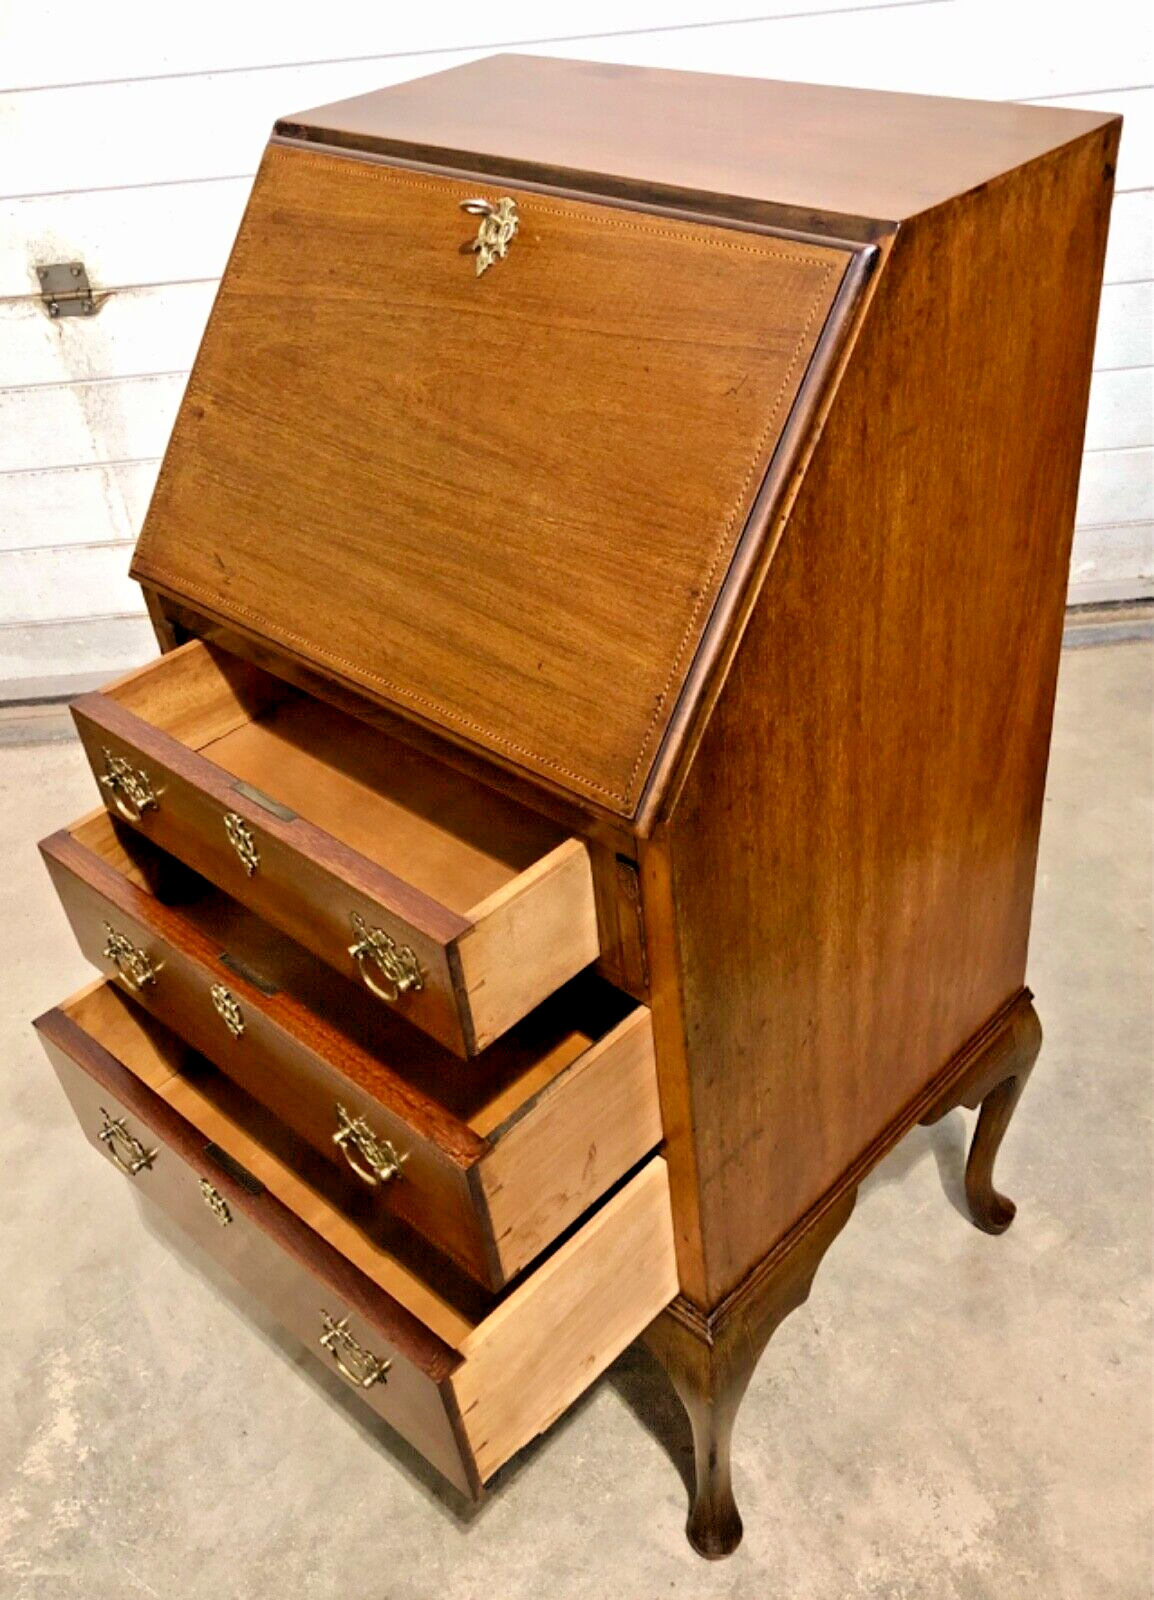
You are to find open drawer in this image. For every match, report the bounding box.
[34,980,678,1497]
[40,809,662,1290]
[71,640,599,1056]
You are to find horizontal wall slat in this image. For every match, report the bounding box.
[0,53,484,198]
[0,375,184,473]
[1085,366,1154,453]
[0,613,154,700]
[1069,519,1153,603]
[543,6,1149,107]
[0,282,216,387]
[0,543,139,624]
[1032,86,1152,191]
[1104,189,1153,285]
[0,178,248,299]
[1076,446,1153,527]
[0,461,159,552]
[1093,280,1153,371]
[3,3,885,93]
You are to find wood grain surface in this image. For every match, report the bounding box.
[41,810,658,1288]
[74,640,600,1055]
[644,120,1120,1307]
[36,981,677,1491]
[281,54,1118,231]
[34,988,476,1495]
[131,143,848,815]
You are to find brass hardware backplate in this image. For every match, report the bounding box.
[232,780,297,822]
[219,950,279,996]
[98,1108,157,1176]
[460,196,519,276]
[100,747,158,822]
[204,1142,264,1195]
[103,923,159,990]
[223,812,260,875]
[332,1103,407,1188]
[347,911,423,1005]
[210,983,244,1039]
[36,260,105,318]
[319,1311,391,1390]
[199,1179,232,1226]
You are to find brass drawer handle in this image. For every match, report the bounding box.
[460,195,518,277]
[98,1107,157,1176]
[319,1311,390,1390]
[223,812,260,875]
[100,747,158,822]
[103,922,160,990]
[332,1103,406,1188]
[209,983,244,1039]
[199,1178,232,1226]
[347,911,423,1005]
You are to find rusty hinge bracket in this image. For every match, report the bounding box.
[36,260,106,318]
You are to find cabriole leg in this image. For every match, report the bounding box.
[922,995,1043,1234]
[644,1189,856,1559]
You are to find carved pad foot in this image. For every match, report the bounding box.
[921,995,1042,1234]
[644,1190,856,1559]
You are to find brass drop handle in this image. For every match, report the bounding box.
[332,1103,407,1188]
[223,812,260,875]
[98,1107,157,1177]
[319,1311,390,1390]
[100,747,158,822]
[102,922,160,991]
[347,912,423,1005]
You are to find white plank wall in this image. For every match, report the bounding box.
[0,2,1150,698]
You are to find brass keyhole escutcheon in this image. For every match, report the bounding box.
[199,1179,232,1226]
[98,1108,157,1177]
[460,196,518,276]
[319,1311,390,1390]
[347,912,423,1006]
[210,984,244,1039]
[102,923,160,991]
[332,1104,407,1188]
[223,812,260,875]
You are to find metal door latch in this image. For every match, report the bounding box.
[36,260,105,317]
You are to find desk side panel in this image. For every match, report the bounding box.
[650,121,1120,1306]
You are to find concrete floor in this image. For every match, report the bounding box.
[1,641,1150,1600]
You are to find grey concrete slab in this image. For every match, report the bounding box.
[1,641,1150,1600]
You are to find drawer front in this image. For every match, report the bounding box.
[40,825,497,1284]
[41,816,664,1293]
[74,685,600,1056]
[36,1003,475,1496]
[34,987,680,1492]
[74,700,470,1051]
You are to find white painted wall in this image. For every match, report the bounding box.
[1,1,1150,697]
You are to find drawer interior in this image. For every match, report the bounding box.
[68,807,635,1137]
[105,640,566,914]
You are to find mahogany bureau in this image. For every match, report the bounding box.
[33,55,1118,1559]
